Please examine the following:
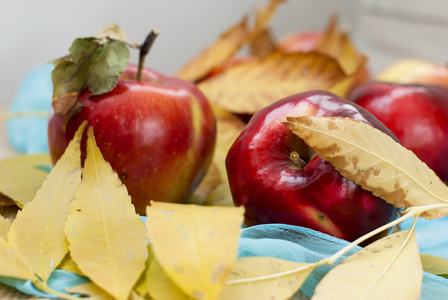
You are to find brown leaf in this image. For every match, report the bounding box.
[176,16,252,82]
[316,15,369,89]
[199,51,346,114]
[176,0,286,83]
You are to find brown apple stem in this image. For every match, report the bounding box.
[290,151,307,168]
[137,29,160,81]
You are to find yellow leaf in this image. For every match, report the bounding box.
[221,256,316,300]
[147,259,193,300]
[328,55,368,99]
[284,116,448,219]
[0,215,11,240]
[7,122,86,282]
[146,202,244,300]
[65,127,148,300]
[199,51,346,114]
[213,107,246,181]
[312,228,422,300]
[176,16,252,82]
[0,153,52,207]
[66,282,114,300]
[0,237,34,280]
[57,253,84,276]
[133,243,157,298]
[204,182,235,207]
[420,253,448,275]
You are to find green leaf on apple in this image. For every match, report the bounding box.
[51,37,130,115]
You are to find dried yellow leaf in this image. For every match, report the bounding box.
[420,253,448,275]
[221,256,316,300]
[313,229,422,299]
[176,16,251,82]
[65,127,148,300]
[66,282,114,300]
[199,51,346,114]
[146,202,244,300]
[7,122,86,282]
[0,153,52,207]
[0,237,34,280]
[57,253,83,276]
[147,259,193,300]
[0,215,10,240]
[284,116,448,219]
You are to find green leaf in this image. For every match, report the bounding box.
[51,37,130,115]
[86,39,130,95]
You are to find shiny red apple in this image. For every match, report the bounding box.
[350,82,448,182]
[48,64,216,215]
[226,90,400,242]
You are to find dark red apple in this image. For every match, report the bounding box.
[48,64,216,215]
[226,90,400,242]
[350,82,448,182]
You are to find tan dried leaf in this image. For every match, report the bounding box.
[0,215,11,240]
[8,122,86,282]
[95,24,129,42]
[146,202,244,300]
[65,127,148,300]
[221,256,316,300]
[0,237,34,280]
[313,229,422,300]
[199,51,346,114]
[176,16,251,82]
[420,253,448,275]
[0,153,52,207]
[284,116,448,219]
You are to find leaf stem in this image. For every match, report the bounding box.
[137,29,160,81]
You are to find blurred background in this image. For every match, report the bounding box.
[0,0,447,157]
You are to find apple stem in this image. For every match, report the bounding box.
[137,29,160,81]
[290,151,307,168]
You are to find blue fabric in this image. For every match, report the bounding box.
[7,64,53,154]
[1,222,448,299]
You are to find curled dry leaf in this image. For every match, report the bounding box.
[313,228,422,300]
[176,0,286,83]
[0,153,52,207]
[199,51,346,114]
[176,16,251,82]
[420,253,448,275]
[221,256,317,300]
[146,202,244,300]
[284,116,448,219]
[7,122,86,282]
[95,24,129,42]
[65,127,148,300]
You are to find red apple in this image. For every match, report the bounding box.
[376,59,448,89]
[350,82,448,182]
[226,90,400,242]
[276,30,322,53]
[48,63,216,215]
